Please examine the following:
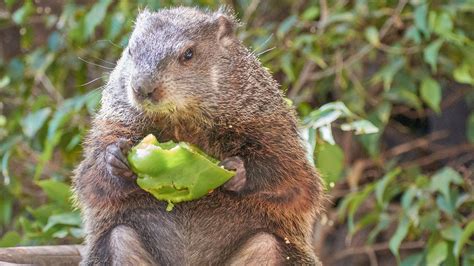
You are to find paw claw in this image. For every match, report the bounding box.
[105,140,135,181]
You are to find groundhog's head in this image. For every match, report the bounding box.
[119,7,239,120]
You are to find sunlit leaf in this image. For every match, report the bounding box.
[0,231,21,247]
[420,77,441,113]
[401,253,423,266]
[375,168,400,208]
[11,0,34,25]
[453,63,474,85]
[341,120,379,135]
[414,4,429,37]
[430,167,463,206]
[319,124,335,145]
[21,108,51,139]
[389,216,410,261]
[427,241,448,266]
[277,15,297,39]
[36,180,72,206]
[423,39,443,73]
[316,143,344,185]
[454,221,474,259]
[301,7,319,21]
[84,0,113,38]
[441,225,463,241]
[43,212,82,232]
[365,26,380,46]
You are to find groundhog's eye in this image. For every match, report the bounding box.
[182,48,194,61]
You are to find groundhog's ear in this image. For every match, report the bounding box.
[216,15,236,45]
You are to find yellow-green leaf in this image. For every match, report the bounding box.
[420,77,441,113]
[427,241,448,266]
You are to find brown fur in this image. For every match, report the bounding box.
[73,7,324,265]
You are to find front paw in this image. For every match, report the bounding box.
[219,156,247,192]
[105,139,136,181]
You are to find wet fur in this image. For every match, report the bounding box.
[73,7,323,265]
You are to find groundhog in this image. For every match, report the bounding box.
[73,7,324,265]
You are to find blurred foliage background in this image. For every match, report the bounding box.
[0,0,473,265]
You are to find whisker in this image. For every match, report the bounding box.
[78,76,106,87]
[91,55,116,67]
[252,34,274,54]
[257,47,276,57]
[96,39,123,49]
[78,57,115,70]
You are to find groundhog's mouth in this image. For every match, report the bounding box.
[133,97,178,114]
[126,84,177,114]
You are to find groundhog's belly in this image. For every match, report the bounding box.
[129,192,266,264]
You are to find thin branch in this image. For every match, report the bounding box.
[317,0,329,35]
[384,130,449,158]
[401,143,474,168]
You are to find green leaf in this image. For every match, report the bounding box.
[43,212,82,232]
[303,101,354,128]
[281,53,295,82]
[420,77,441,113]
[401,186,418,210]
[441,225,463,241]
[5,0,17,9]
[453,63,474,85]
[0,195,13,225]
[301,7,319,21]
[277,15,297,39]
[0,115,6,127]
[21,107,51,138]
[427,241,448,266]
[430,167,463,206]
[389,216,410,261]
[0,76,10,88]
[373,57,405,91]
[375,168,401,208]
[430,12,453,37]
[423,39,443,73]
[405,26,422,44]
[467,112,474,143]
[454,220,474,259]
[319,124,335,145]
[0,231,21,247]
[365,26,380,46]
[36,180,72,206]
[84,0,113,38]
[341,120,379,135]
[347,184,375,234]
[12,0,34,25]
[302,127,317,164]
[401,253,423,266]
[316,143,344,184]
[414,4,429,37]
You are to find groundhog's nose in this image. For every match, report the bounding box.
[131,77,156,99]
